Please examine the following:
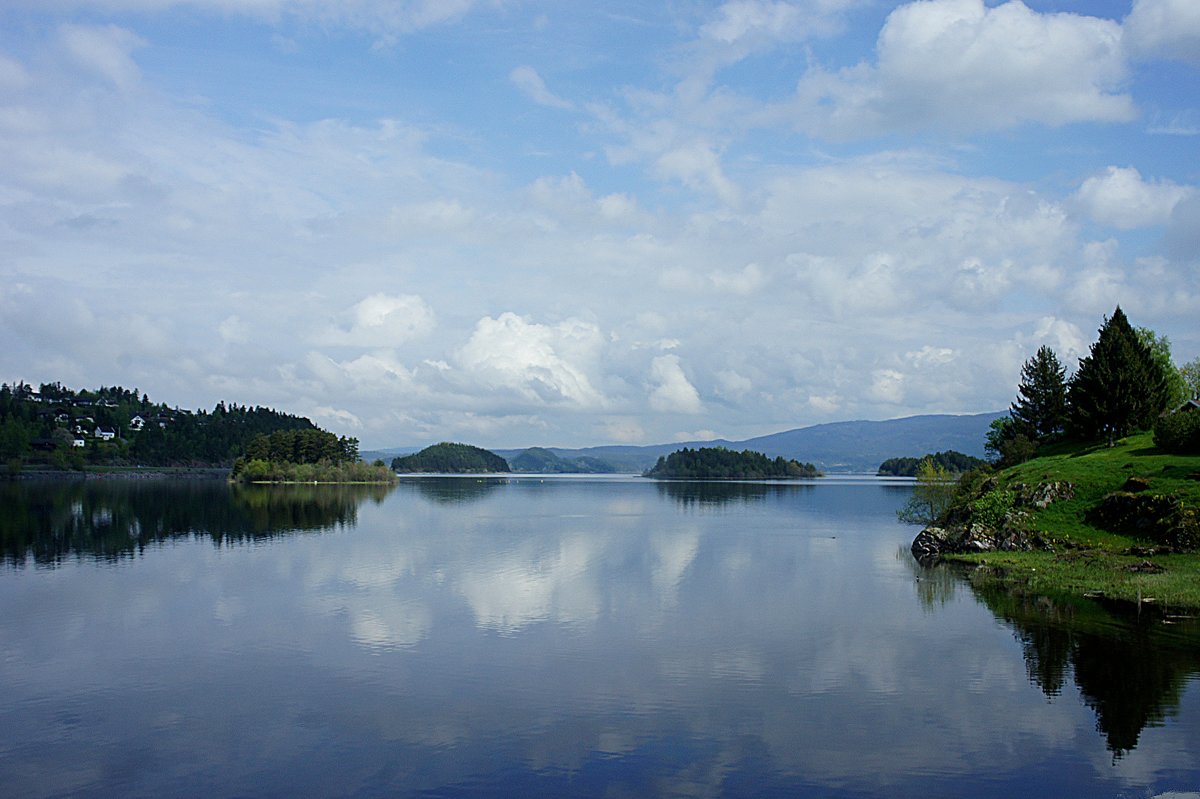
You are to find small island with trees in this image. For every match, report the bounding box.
[645,446,821,480]
[878,450,986,477]
[231,429,395,484]
[392,442,511,473]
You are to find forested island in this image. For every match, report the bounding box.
[231,429,394,484]
[645,447,821,480]
[878,450,986,476]
[392,442,511,473]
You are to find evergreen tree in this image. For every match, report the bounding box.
[1068,307,1169,446]
[1010,345,1068,442]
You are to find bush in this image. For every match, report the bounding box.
[1154,411,1200,454]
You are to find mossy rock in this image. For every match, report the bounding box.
[1086,492,1199,551]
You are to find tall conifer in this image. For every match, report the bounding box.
[1067,307,1169,446]
[1010,345,1067,442]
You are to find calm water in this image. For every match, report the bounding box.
[1,476,1198,798]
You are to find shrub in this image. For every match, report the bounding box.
[970,488,1017,528]
[1153,410,1200,454]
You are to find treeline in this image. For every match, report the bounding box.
[989,307,1200,464]
[878,450,985,477]
[645,447,821,480]
[231,429,393,483]
[392,442,511,473]
[1,381,318,469]
[128,404,316,465]
[242,429,358,465]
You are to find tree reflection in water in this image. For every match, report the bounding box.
[400,476,508,505]
[0,479,390,566]
[913,557,1200,757]
[654,480,815,508]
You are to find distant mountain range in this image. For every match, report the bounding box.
[362,411,1005,474]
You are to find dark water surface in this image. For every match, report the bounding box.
[1,476,1197,798]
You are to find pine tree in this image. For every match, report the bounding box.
[1010,345,1067,442]
[1067,307,1169,446]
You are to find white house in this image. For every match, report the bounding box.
[95,427,116,441]
[129,415,146,431]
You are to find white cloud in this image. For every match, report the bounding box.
[456,313,609,409]
[649,354,704,414]
[510,65,573,110]
[652,141,739,203]
[58,24,146,90]
[794,0,1134,137]
[316,293,436,348]
[868,368,905,404]
[1075,166,1194,230]
[710,263,766,295]
[1125,0,1200,64]
[906,346,955,368]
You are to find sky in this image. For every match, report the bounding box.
[1,0,1198,450]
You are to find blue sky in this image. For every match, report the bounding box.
[2,0,1198,449]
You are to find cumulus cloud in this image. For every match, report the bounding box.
[794,0,1134,137]
[316,293,436,348]
[1075,166,1194,230]
[510,65,573,110]
[649,354,704,414]
[1124,0,1200,64]
[456,313,609,408]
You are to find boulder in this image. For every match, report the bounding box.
[1015,481,1075,510]
[911,526,953,563]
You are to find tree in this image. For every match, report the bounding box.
[1179,356,1200,402]
[1068,307,1170,446]
[1010,345,1068,442]
[896,458,957,525]
[1136,327,1189,408]
[985,416,1037,467]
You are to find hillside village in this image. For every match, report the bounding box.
[0,381,316,469]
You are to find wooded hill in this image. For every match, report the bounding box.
[1,381,318,469]
[392,442,510,473]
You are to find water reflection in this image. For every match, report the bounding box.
[972,583,1200,757]
[401,476,508,504]
[2,478,1198,797]
[0,479,389,566]
[654,479,814,508]
[914,558,1200,757]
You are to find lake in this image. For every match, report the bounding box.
[1,476,1197,798]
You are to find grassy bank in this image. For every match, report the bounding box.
[940,431,1200,610]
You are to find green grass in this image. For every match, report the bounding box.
[950,551,1200,610]
[942,432,1200,609]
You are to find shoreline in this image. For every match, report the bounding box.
[5,466,232,481]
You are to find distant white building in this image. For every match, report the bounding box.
[95,427,116,441]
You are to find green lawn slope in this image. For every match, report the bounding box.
[942,432,1200,610]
